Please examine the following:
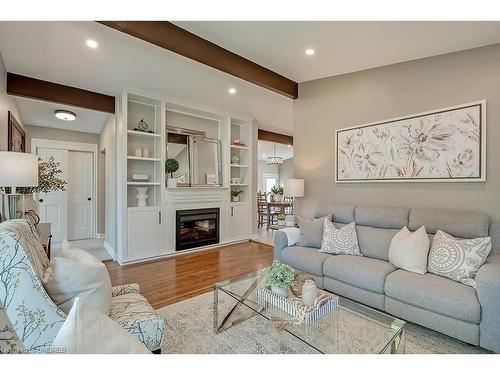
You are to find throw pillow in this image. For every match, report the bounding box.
[52,297,151,354]
[320,219,362,256]
[427,230,492,287]
[42,244,112,315]
[297,216,330,248]
[388,226,430,274]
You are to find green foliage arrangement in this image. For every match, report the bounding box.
[230,189,243,197]
[270,185,284,196]
[277,213,286,221]
[165,158,180,178]
[17,157,67,194]
[264,260,295,289]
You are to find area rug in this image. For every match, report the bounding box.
[157,291,488,354]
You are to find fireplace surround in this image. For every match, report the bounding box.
[176,208,220,251]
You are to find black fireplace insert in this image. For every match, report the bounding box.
[176,208,219,251]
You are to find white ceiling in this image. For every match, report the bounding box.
[258,140,293,162]
[16,97,109,134]
[175,21,500,82]
[0,21,293,134]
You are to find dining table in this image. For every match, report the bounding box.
[266,200,292,230]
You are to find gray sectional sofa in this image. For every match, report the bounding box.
[274,203,500,352]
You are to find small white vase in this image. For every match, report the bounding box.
[301,279,318,307]
[232,196,240,202]
[135,147,143,157]
[142,147,150,158]
[167,178,177,188]
[271,285,288,298]
[136,187,148,207]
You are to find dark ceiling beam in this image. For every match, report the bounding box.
[258,129,293,146]
[98,21,298,99]
[7,73,115,114]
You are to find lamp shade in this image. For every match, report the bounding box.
[0,152,39,187]
[284,179,304,197]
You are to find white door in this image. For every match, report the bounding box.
[68,151,93,240]
[35,147,68,244]
[127,208,164,260]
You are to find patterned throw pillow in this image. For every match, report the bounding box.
[427,230,492,288]
[320,219,362,256]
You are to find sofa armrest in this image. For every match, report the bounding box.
[476,253,500,352]
[274,228,300,261]
[112,283,141,297]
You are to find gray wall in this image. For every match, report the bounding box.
[0,53,24,151]
[99,115,117,253]
[293,44,500,223]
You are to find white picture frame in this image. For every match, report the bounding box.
[335,100,486,183]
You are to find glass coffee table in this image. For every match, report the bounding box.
[214,270,406,354]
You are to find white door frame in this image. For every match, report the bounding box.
[31,138,98,239]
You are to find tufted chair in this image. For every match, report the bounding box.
[0,219,165,353]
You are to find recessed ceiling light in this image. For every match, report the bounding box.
[287,144,292,148]
[86,39,98,49]
[55,110,76,121]
[228,88,237,94]
[305,48,315,56]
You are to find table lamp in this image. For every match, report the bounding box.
[0,151,39,221]
[284,179,304,224]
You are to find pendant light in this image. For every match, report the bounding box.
[267,143,283,165]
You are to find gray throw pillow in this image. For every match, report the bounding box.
[297,216,330,248]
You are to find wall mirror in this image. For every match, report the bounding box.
[166,127,222,187]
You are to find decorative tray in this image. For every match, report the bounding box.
[257,288,339,324]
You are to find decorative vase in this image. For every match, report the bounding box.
[142,147,150,158]
[232,196,240,202]
[301,279,318,307]
[136,187,148,207]
[271,285,288,298]
[231,153,240,165]
[135,147,143,157]
[272,194,282,202]
[167,178,177,188]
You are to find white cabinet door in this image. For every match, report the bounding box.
[68,151,93,240]
[127,208,165,261]
[228,204,250,242]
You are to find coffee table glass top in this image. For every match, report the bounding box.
[214,270,406,354]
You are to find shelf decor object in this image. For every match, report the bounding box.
[134,118,153,133]
[335,100,486,182]
[136,187,148,207]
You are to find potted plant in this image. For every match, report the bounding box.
[277,213,286,225]
[270,185,284,202]
[165,158,179,188]
[17,157,67,216]
[231,189,243,202]
[264,260,295,298]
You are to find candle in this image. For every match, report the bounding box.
[302,279,318,307]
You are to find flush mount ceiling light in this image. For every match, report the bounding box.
[267,144,283,165]
[86,39,98,49]
[54,110,76,121]
[305,48,315,56]
[228,88,237,94]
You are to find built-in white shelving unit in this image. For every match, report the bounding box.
[117,92,254,265]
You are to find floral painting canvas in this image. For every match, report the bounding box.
[335,101,486,182]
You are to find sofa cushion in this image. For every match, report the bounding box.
[315,203,355,224]
[356,226,400,261]
[408,208,489,238]
[323,255,395,294]
[281,246,331,276]
[355,206,409,229]
[385,269,481,324]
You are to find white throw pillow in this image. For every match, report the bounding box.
[428,230,492,288]
[43,243,112,315]
[388,226,430,274]
[320,219,362,256]
[52,297,151,354]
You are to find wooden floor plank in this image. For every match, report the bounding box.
[105,241,273,309]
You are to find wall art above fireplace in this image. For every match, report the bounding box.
[335,100,486,183]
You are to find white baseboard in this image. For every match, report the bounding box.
[96,233,105,239]
[103,241,115,260]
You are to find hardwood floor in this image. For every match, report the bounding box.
[105,241,273,309]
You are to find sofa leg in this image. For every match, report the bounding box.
[152,349,161,354]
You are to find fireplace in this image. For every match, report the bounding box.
[176,208,220,251]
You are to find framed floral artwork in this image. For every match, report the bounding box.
[335,101,486,183]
